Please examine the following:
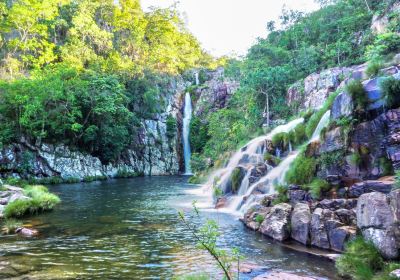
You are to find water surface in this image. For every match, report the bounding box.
[0,177,337,279]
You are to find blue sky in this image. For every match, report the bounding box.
[141,0,320,57]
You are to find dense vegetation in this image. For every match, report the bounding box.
[190,0,400,174]
[0,0,215,163]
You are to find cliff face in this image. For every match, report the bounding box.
[0,78,186,179]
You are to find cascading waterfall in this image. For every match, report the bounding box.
[183,92,193,175]
[195,71,200,86]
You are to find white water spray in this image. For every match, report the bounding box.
[183,92,193,175]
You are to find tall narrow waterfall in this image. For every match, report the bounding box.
[183,92,193,175]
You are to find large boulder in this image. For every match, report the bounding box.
[362,78,385,111]
[259,203,292,241]
[357,191,399,259]
[242,205,270,231]
[331,92,353,121]
[317,199,357,211]
[329,226,356,252]
[319,127,345,153]
[291,203,311,245]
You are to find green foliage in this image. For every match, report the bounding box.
[374,262,400,280]
[285,153,317,185]
[255,214,265,224]
[366,32,400,60]
[318,150,346,171]
[305,179,330,199]
[272,184,289,205]
[365,60,383,78]
[290,123,307,146]
[350,152,363,166]
[346,80,369,114]
[378,157,394,177]
[190,117,210,154]
[1,219,22,235]
[336,237,384,280]
[178,202,242,280]
[264,153,281,166]
[166,115,177,139]
[381,77,400,109]
[115,169,142,179]
[230,168,243,193]
[3,200,33,219]
[272,132,290,150]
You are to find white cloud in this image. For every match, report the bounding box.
[141,0,320,57]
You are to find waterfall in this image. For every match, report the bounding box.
[195,72,199,86]
[311,110,331,141]
[183,92,193,175]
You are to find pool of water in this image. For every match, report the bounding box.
[0,177,338,279]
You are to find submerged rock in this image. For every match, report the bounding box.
[15,227,38,237]
[253,271,317,280]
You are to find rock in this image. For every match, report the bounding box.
[259,203,292,241]
[249,163,270,184]
[291,203,311,245]
[215,197,228,209]
[389,189,400,221]
[319,127,345,153]
[349,180,393,198]
[242,205,270,231]
[0,204,4,218]
[15,227,38,237]
[253,271,316,280]
[357,191,399,259]
[239,263,265,274]
[8,193,30,203]
[357,192,394,229]
[260,194,277,207]
[390,269,400,279]
[329,226,356,252]
[317,199,357,211]
[363,77,385,111]
[288,189,308,203]
[310,208,335,249]
[331,92,353,120]
[335,208,356,225]
[371,2,400,34]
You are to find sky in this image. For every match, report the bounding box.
[140,0,320,57]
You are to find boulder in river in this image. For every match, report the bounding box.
[259,203,292,241]
[291,203,311,245]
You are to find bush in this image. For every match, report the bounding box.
[346,80,368,114]
[336,237,384,280]
[381,77,400,109]
[191,153,209,173]
[365,60,383,78]
[285,153,317,185]
[306,179,330,199]
[1,219,22,235]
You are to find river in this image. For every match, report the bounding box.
[0,177,337,279]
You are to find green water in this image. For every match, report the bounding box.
[0,177,337,279]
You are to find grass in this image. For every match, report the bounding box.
[346,80,368,114]
[272,132,290,150]
[366,60,383,78]
[381,77,400,109]
[285,153,317,185]
[289,123,307,146]
[336,236,384,280]
[305,178,330,199]
[272,184,289,205]
[115,169,143,178]
[264,152,281,166]
[255,214,264,224]
[3,185,61,218]
[83,175,108,182]
[1,219,22,235]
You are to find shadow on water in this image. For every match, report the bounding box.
[0,177,338,279]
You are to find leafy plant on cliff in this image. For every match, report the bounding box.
[336,237,384,280]
[305,178,330,199]
[285,153,317,186]
[381,77,400,109]
[365,60,383,78]
[318,150,346,172]
[346,80,369,116]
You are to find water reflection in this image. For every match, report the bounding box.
[0,177,337,279]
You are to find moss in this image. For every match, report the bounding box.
[230,167,243,193]
[255,214,264,224]
[289,123,307,146]
[381,77,400,109]
[285,153,317,185]
[336,236,384,280]
[272,132,290,149]
[264,153,281,166]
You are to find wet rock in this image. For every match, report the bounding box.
[363,77,385,111]
[16,227,38,237]
[319,127,344,153]
[390,269,400,279]
[249,164,270,184]
[349,179,393,198]
[215,197,228,209]
[288,189,308,203]
[291,203,311,245]
[259,203,292,241]
[329,226,356,252]
[242,205,270,231]
[331,92,353,121]
[8,193,30,203]
[260,194,277,207]
[335,208,356,225]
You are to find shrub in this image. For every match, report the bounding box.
[381,77,400,109]
[1,219,23,234]
[346,80,368,114]
[191,153,209,173]
[285,153,317,185]
[255,214,264,224]
[115,169,141,178]
[306,179,330,199]
[213,186,223,198]
[366,32,400,60]
[336,237,384,280]
[365,60,383,78]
